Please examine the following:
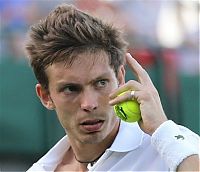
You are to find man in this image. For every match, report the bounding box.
[25,4,199,171]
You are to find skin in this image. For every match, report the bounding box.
[36,52,199,171]
[177,155,199,171]
[36,51,125,171]
[109,53,168,134]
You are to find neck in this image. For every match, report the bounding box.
[69,120,120,165]
[74,150,105,166]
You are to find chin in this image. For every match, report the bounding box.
[79,131,107,144]
[80,118,119,145]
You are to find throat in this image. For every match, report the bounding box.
[70,119,120,166]
[74,150,105,165]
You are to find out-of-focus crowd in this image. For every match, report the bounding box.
[0,0,199,75]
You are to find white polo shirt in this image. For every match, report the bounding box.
[27,120,199,171]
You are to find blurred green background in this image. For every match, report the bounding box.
[0,0,199,171]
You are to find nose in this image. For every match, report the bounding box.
[80,90,98,112]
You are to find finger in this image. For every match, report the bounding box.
[126,53,152,85]
[109,80,142,99]
[109,90,134,106]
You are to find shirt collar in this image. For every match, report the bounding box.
[107,120,144,152]
[38,135,70,167]
[37,120,144,168]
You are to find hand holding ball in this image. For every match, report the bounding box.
[114,91,141,122]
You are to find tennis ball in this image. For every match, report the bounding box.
[114,91,141,122]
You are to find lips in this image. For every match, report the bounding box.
[80,119,104,132]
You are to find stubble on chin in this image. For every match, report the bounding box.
[78,118,120,145]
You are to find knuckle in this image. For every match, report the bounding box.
[127,80,133,85]
[149,89,159,100]
[141,68,148,76]
[142,89,156,101]
[127,80,137,87]
[151,88,159,97]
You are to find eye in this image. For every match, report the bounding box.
[62,84,81,94]
[95,79,108,88]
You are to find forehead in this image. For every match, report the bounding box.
[70,50,110,69]
[46,51,115,83]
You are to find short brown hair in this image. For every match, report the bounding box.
[25,4,128,90]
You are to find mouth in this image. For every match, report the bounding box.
[80,119,104,133]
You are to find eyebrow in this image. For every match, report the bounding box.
[90,72,111,83]
[56,71,111,89]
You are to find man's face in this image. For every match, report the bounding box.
[44,51,125,144]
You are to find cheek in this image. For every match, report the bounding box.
[55,110,72,129]
[99,94,115,116]
[54,100,78,129]
[98,93,110,108]
[100,84,117,104]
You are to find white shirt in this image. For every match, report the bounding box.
[27,120,199,171]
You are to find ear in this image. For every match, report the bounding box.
[117,65,125,86]
[35,84,55,110]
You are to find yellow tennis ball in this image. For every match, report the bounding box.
[114,91,141,122]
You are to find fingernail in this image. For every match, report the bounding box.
[127,53,131,56]
[109,100,114,105]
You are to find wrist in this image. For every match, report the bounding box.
[151,120,199,171]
